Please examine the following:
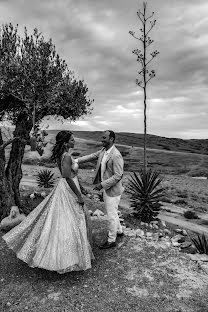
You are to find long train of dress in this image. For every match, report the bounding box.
[2,174,94,274]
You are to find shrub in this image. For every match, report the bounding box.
[183,210,199,219]
[35,169,56,188]
[191,233,208,254]
[126,168,165,223]
[174,199,188,205]
[71,151,80,157]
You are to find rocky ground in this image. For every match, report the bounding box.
[1,212,208,312]
[1,160,208,311]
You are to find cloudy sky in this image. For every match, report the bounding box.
[1,0,208,139]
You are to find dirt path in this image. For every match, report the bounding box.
[20,169,208,237]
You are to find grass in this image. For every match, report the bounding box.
[47,130,208,155]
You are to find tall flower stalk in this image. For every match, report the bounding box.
[129,2,159,173]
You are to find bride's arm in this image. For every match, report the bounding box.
[76,149,102,164]
[62,154,84,205]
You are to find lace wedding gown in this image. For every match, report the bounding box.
[2,152,94,274]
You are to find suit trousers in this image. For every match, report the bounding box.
[103,190,123,243]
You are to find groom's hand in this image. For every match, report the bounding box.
[94,183,102,191]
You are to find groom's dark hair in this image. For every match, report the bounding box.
[106,130,115,142]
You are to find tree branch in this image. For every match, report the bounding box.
[146,12,154,21]
[146,24,155,36]
[146,76,155,84]
[137,12,144,24]
[0,137,23,150]
[138,9,144,17]
[146,56,154,66]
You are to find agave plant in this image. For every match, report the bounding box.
[191,233,208,254]
[126,168,165,223]
[35,169,56,188]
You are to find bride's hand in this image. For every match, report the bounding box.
[77,196,84,206]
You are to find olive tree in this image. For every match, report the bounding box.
[0,24,93,218]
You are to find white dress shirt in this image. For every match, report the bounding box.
[101,145,114,181]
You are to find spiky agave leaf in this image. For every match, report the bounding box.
[35,169,56,188]
[126,168,165,223]
[191,233,208,254]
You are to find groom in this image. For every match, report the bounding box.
[77,130,124,249]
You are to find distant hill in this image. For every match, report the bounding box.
[47,130,208,155]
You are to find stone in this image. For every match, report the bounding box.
[88,210,93,216]
[90,216,98,220]
[160,220,166,227]
[151,220,159,225]
[180,246,197,254]
[182,229,188,236]
[163,229,171,235]
[152,234,159,241]
[187,254,208,262]
[199,263,208,275]
[198,255,208,262]
[124,227,132,232]
[93,209,105,217]
[188,254,201,261]
[0,206,26,232]
[172,241,181,247]
[149,224,153,229]
[146,232,153,239]
[140,222,145,226]
[152,224,159,230]
[180,241,192,249]
[41,191,46,198]
[135,229,145,238]
[30,193,35,199]
[175,228,183,234]
[144,223,149,227]
[125,230,136,238]
[171,234,185,243]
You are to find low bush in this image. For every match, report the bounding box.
[183,210,199,219]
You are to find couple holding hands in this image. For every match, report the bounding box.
[3,130,124,274]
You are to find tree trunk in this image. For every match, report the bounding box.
[5,114,32,209]
[0,129,14,219]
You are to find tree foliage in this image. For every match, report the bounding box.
[0,23,93,128]
[0,23,93,218]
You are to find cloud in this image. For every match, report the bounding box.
[0,0,208,138]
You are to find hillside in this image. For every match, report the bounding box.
[48,130,208,155]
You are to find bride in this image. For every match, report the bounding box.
[3,130,94,274]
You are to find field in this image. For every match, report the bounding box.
[2,128,208,214]
[1,129,208,311]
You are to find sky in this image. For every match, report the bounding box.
[1,0,208,139]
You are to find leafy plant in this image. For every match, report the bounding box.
[183,210,199,219]
[174,199,187,205]
[35,169,55,188]
[126,168,165,223]
[191,233,208,254]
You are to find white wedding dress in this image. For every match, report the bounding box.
[3,152,94,274]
